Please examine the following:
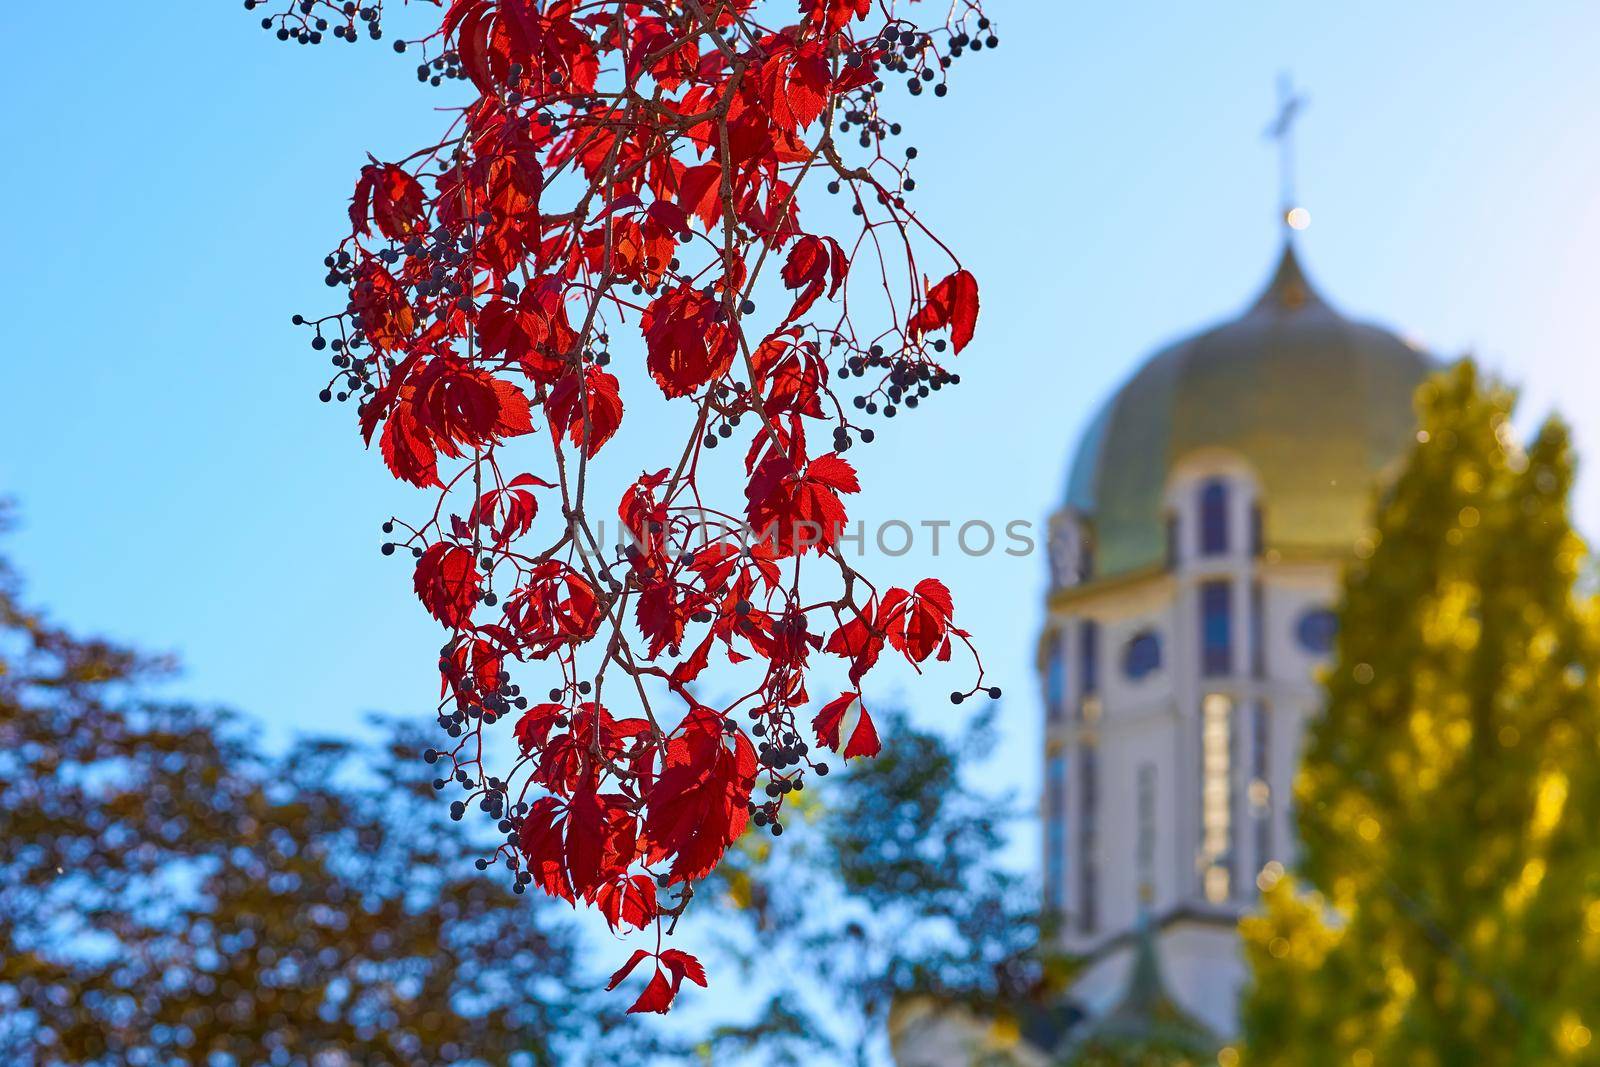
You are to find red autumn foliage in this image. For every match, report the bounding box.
[881,577,962,665]
[350,160,426,240]
[908,268,981,355]
[545,366,623,457]
[745,450,860,557]
[812,690,882,760]
[640,282,741,399]
[414,543,480,629]
[252,0,998,1012]
[641,707,758,885]
[606,946,709,1015]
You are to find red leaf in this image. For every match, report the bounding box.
[503,562,603,656]
[628,967,677,1014]
[350,161,426,240]
[411,357,534,455]
[469,473,552,547]
[605,948,653,991]
[640,282,740,398]
[413,543,479,628]
[350,260,415,353]
[745,451,860,557]
[515,787,637,901]
[879,578,957,665]
[478,278,578,385]
[547,366,624,456]
[908,269,980,354]
[641,708,756,883]
[513,702,565,754]
[379,401,441,488]
[518,798,574,901]
[564,783,637,898]
[779,234,847,324]
[812,691,881,759]
[670,632,714,685]
[760,40,834,133]
[635,575,689,659]
[825,611,883,686]
[659,948,708,990]
[593,873,658,932]
[800,0,871,34]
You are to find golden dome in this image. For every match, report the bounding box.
[1064,243,1435,580]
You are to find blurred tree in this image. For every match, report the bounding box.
[0,515,637,1066]
[693,705,1074,1066]
[1238,362,1600,1065]
[0,507,1055,1066]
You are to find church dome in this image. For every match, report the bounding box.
[1063,242,1435,580]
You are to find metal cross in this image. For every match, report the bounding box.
[1264,73,1309,229]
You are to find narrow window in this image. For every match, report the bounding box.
[1046,754,1069,911]
[1251,702,1272,881]
[1079,620,1100,697]
[1200,479,1229,556]
[1078,745,1098,932]
[1165,513,1180,569]
[1045,641,1069,723]
[1250,580,1265,679]
[1250,501,1264,557]
[1200,693,1233,902]
[1201,580,1233,677]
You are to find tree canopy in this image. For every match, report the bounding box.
[0,506,1035,1065]
[0,518,632,1066]
[1239,361,1600,1065]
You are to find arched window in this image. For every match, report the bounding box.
[1296,607,1339,654]
[1199,478,1229,555]
[1122,630,1162,681]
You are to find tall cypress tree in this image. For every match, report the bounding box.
[1239,361,1600,1065]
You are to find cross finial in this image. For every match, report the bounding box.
[1264,73,1309,234]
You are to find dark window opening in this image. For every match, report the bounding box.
[1201,580,1233,677]
[1078,745,1098,933]
[1045,645,1068,722]
[1250,581,1265,679]
[1046,755,1068,910]
[1079,621,1100,697]
[1200,479,1230,555]
[1123,631,1162,680]
[1296,607,1339,655]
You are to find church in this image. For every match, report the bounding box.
[890,230,1436,1062]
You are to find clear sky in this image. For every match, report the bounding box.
[2,0,1597,864]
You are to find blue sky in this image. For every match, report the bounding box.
[2,0,1597,866]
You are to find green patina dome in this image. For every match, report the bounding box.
[1064,243,1435,580]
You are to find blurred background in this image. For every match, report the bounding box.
[2,2,1595,751]
[2,2,1598,1064]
